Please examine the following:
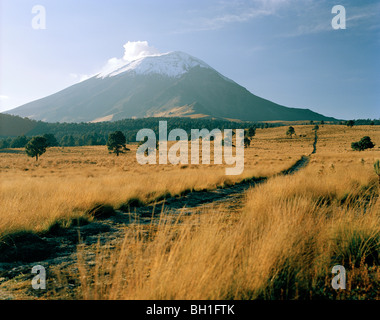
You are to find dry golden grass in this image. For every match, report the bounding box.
[65,125,380,300]
[72,164,379,300]
[1,124,380,300]
[0,125,314,236]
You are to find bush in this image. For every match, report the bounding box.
[351,136,375,151]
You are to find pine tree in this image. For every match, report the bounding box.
[286,126,295,139]
[25,136,48,161]
[107,131,128,156]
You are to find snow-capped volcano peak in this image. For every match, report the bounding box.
[7,45,335,124]
[97,51,212,79]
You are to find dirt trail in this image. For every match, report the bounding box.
[0,132,318,298]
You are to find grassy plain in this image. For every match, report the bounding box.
[1,124,379,300]
[72,125,380,300]
[0,125,315,237]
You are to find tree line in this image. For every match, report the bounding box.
[1,116,378,152]
[8,125,378,161]
[0,117,277,148]
[0,132,106,149]
[22,125,258,160]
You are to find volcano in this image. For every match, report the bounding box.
[6,51,335,123]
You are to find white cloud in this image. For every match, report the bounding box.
[0,95,10,100]
[122,41,160,61]
[70,41,161,82]
[98,41,160,77]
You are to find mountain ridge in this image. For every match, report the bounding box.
[6,51,337,123]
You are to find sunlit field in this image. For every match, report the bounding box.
[66,125,380,300]
[1,124,379,300]
[0,125,315,237]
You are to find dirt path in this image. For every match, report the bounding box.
[0,132,318,299]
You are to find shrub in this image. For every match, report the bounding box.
[351,136,375,151]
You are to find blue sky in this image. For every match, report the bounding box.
[0,0,379,119]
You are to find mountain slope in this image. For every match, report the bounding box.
[6,51,336,123]
[0,114,39,137]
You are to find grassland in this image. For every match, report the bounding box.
[0,125,314,237]
[1,124,379,300]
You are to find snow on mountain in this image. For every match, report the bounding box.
[6,48,337,123]
[96,51,212,79]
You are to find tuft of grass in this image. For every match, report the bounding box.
[85,204,115,220]
[117,198,145,211]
